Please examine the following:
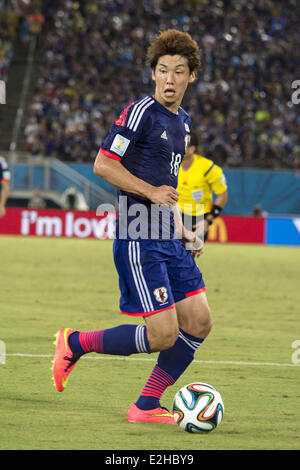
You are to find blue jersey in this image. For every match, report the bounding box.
[100,95,191,240]
[0,157,10,195]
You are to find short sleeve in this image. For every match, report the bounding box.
[0,159,11,182]
[99,96,155,161]
[207,165,227,194]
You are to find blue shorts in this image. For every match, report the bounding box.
[113,238,206,317]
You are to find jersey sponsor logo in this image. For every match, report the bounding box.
[110,134,130,157]
[153,286,168,303]
[160,130,168,140]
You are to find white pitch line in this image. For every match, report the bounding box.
[2,353,299,368]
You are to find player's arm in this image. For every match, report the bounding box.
[203,165,228,230]
[0,180,9,218]
[94,151,178,206]
[204,189,228,226]
[173,204,203,257]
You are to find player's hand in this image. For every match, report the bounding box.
[181,229,204,258]
[194,220,209,243]
[149,185,179,206]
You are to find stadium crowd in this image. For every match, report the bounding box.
[0,0,19,83]
[0,0,50,83]
[23,0,300,170]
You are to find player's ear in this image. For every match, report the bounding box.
[151,68,156,82]
[189,71,196,84]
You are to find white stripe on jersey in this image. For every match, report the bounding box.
[127,96,154,132]
[132,99,154,132]
[127,96,150,129]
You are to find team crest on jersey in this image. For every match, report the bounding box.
[184,123,190,132]
[154,286,168,304]
[192,189,204,202]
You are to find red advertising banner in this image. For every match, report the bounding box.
[0,208,115,239]
[0,208,265,243]
[207,215,265,244]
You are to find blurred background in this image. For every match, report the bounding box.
[0,0,299,244]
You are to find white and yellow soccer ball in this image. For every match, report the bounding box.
[173,382,224,433]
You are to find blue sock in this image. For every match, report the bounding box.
[157,329,204,380]
[136,329,204,410]
[69,325,150,356]
[68,331,85,355]
[102,324,151,355]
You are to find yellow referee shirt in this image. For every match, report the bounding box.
[177,154,227,216]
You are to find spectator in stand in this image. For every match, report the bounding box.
[23,0,299,170]
[0,0,45,84]
[252,204,268,217]
[0,3,15,83]
[28,188,46,209]
[61,185,89,210]
[26,2,45,47]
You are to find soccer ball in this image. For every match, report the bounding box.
[173,382,224,433]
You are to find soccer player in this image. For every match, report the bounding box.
[53,30,213,424]
[177,133,228,240]
[0,156,10,219]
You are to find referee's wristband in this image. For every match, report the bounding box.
[210,204,223,218]
[204,204,223,225]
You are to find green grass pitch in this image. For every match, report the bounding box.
[0,235,299,450]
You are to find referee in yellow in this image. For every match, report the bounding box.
[177,133,228,241]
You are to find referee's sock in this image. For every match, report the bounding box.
[68,325,150,356]
[135,329,204,410]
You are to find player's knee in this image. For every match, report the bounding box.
[183,308,213,339]
[196,313,213,338]
[161,326,179,350]
[203,316,213,336]
[148,325,179,352]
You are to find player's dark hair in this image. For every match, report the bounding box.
[147,29,200,76]
[189,132,198,149]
